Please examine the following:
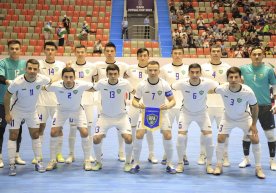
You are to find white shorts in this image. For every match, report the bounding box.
[37,105,57,123]
[136,111,172,131]
[94,113,132,136]
[9,109,39,129]
[168,107,181,125]
[52,108,87,128]
[178,109,212,132]
[83,105,94,127]
[207,107,224,125]
[218,115,252,136]
[128,105,140,127]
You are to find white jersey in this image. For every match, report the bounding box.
[93,78,133,117]
[94,61,129,79]
[172,77,219,113]
[71,62,97,105]
[215,83,257,120]
[37,60,66,106]
[125,64,147,88]
[201,61,231,108]
[45,80,93,111]
[160,63,189,108]
[8,74,50,112]
[135,78,173,108]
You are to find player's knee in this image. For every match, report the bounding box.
[163,131,172,140]
[217,134,226,143]
[50,128,60,137]
[123,134,132,144]
[9,130,19,141]
[264,129,275,142]
[250,135,259,144]
[30,130,40,139]
[136,130,145,139]
[93,135,102,144]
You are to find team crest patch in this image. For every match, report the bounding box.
[259,74,264,78]
[73,90,78,94]
[157,91,162,95]
[85,69,90,74]
[36,85,41,89]
[54,67,59,71]
[142,107,162,132]
[237,98,242,103]
[199,90,204,95]
[117,89,121,94]
[181,70,186,75]
[219,70,223,74]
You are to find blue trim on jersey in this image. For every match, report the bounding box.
[165,90,173,97]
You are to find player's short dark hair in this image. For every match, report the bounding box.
[226,67,241,78]
[106,64,120,73]
[188,63,201,73]
[26,59,40,68]
[250,46,264,55]
[75,44,86,50]
[104,42,116,51]
[171,45,184,54]
[62,67,75,77]
[210,44,221,51]
[44,41,58,50]
[148,60,160,67]
[137,48,149,56]
[8,40,21,47]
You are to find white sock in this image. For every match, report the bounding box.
[200,133,206,155]
[57,136,63,155]
[133,138,143,165]
[81,137,90,161]
[216,143,224,164]
[50,137,59,160]
[93,143,102,163]
[146,131,154,155]
[39,135,44,145]
[32,138,42,161]
[163,139,173,165]
[204,134,214,165]
[118,131,124,154]
[125,143,133,164]
[184,134,188,157]
[176,134,186,164]
[224,137,229,157]
[252,143,261,167]
[8,140,16,164]
[69,126,77,155]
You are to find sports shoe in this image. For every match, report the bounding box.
[89,155,95,163]
[176,163,184,173]
[91,162,102,171]
[56,153,65,163]
[239,157,251,168]
[129,165,140,174]
[0,158,4,168]
[35,161,46,173]
[255,167,265,179]
[9,164,16,176]
[83,160,92,171]
[32,158,38,164]
[148,154,158,164]
[46,160,57,171]
[183,155,189,165]
[197,154,206,165]
[124,163,132,172]
[161,159,167,165]
[15,156,26,165]
[65,154,75,164]
[223,155,230,167]
[118,152,125,162]
[213,165,223,175]
[206,164,214,174]
[166,165,176,174]
[270,158,276,171]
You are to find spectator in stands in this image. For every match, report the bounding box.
[144,15,150,39]
[234,46,244,58]
[93,40,103,54]
[212,1,220,14]
[186,2,195,13]
[228,47,235,58]
[170,4,176,15]
[238,37,246,46]
[57,23,67,46]
[182,34,189,48]
[260,22,272,35]
[171,13,178,24]
[121,17,129,39]
[257,15,265,26]
[43,21,53,41]
[197,16,206,30]
[251,34,260,46]
[184,16,192,30]
[62,15,71,34]
[77,21,90,40]
[231,4,242,18]
[222,11,229,24]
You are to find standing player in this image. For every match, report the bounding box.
[93,42,129,162]
[172,63,218,173]
[34,41,66,164]
[65,45,97,164]
[0,40,26,168]
[213,67,265,179]
[239,47,276,170]
[200,44,231,166]
[45,67,93,171]
[4,59,50,176]
[125,48,157,164]
[91,64,134,172]
[160,46,189,165]
[130,61,176,174]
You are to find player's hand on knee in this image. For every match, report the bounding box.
[270,105,276,114]
[160,103,168,110]
[249,125,258,137]
[5,113,13,124]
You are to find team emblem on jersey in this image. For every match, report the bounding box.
[117,89,121,94]
[237,98,242,103]
[142,107,161,131]
[85,69,90,74]
[73,90,78,94]
[259,74,264,78]
[181,70,186,75]
[54,67,59,71]
[36,85,41,89]
[219,70,223,74]
[157,91,162,95]
[199,90,204,95]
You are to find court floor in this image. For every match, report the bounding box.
[0,118,275,193]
